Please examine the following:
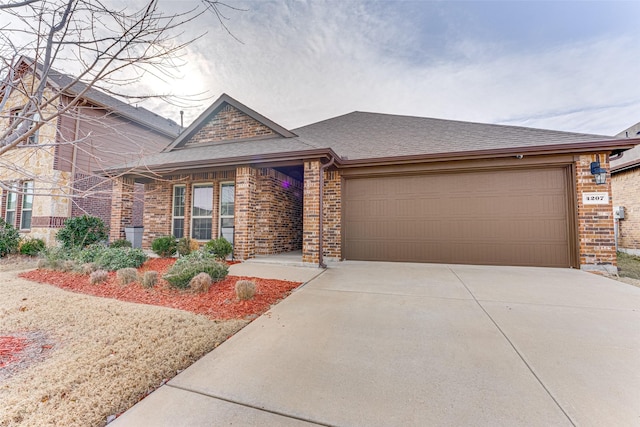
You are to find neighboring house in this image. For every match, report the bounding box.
[107,94,638,272]
[611,121,640,255]
[0,57,179,243]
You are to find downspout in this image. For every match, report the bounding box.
[318,156,335,268]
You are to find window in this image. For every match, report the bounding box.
[27,113,40,144]
[191,184,213,240]
[172,185,186,238]
[4,185,17,226]
[219,182,235,244]
[20,181,33,230]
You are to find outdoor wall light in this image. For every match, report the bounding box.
[590,159,607,185]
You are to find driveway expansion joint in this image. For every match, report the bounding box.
[166,384,334,427]
[448,267,578,427]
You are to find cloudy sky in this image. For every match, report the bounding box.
[9,0,640,136]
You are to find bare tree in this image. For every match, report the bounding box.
[0,0,240,236]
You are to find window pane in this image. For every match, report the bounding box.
[6,192,16,210]
[192,185,212,217]
[172,218,184,239]
[220,183,235,217]
[21,210,32,230]
[22,182,33,210]
[192,218,212,240]
[5,211,15,226]
[173,186,185,217]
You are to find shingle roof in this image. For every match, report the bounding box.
[612,121,640,171]
[21,57,180,138]
[293,112,615,160]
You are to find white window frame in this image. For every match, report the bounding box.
[4,184,17,226]
[20,181,34,230]
[219,181,235,244]
[171,185,186,238]
[191,183,213,241]
[27,113,40,145]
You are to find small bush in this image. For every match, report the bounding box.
[60,259,78,272]
[141,271,158,288]
[80,262,99,274]
[189,272,212,293]
[176,237,199,256]
[203,237,233,260]
[90,270,109,285]
[235,280,256,301]
[163,250,228,289]
[95,247,147,271]
[38,247,75,270]
[151,236,177,257]
[76,243,108,264]
[56,215,108,249]
[110,239,132,248]
[116,268,138,286]
[19,238,46,256]
[0,218,20,258]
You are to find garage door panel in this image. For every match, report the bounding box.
[344,168,571,267]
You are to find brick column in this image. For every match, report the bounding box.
[234,166,257,260]
[576,153,616,272]
[109,176,135,242]
[303,160,321,264]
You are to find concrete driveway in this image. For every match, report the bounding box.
[112,262,640,426]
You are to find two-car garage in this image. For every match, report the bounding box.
[343,166,574,268]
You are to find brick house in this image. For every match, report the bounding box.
[108,94,638,272]
[0,57,179,244]
[611,121,640,255]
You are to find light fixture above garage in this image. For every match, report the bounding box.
[590,156,607,185]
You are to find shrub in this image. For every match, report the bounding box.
[19,238,46,257]
[141,271,158,288]
[163,251,228,289]
[110,239,132,248]
[76,243,108,264]
[60,259,78,272]
[116,268,138,286]
[56,215,109,249]
[90,270,109,285]
[0,218,20,258]
[95,247,147,271]
[176,237,198,256]
[80,262,99,274]
[38,247,75,270]
[151,236,177,257]
[189,272,212,293]
[203,237,233,260]
[235,280,256,301]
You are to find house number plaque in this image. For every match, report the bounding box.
[582,192,609,205]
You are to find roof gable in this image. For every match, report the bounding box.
[164,93,296,151]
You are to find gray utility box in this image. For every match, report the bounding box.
[124,226,144,248]
[614,206,625,220]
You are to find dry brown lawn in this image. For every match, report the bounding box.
[0,266,247,427]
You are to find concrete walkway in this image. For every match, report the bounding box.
[112,262,640,426]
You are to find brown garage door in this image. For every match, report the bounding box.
[343,167,572,267]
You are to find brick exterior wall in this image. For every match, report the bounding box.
[234,166,257,260]
[187,104,275,146]
[255,168,303,255]
[71,174,112,227]
[323,170,342,260]
[109,177,134,242]
[303,160,321,264]
[575,154,616,268]
[612,166,640,251]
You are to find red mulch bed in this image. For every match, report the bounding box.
[0,336,27,368]
[18,258,301,320]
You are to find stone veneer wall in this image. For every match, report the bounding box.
[187,104,275,146]
[323,170,341,260]
[576,153,616,269]
[255,168,303,255]
[611,166,640,253]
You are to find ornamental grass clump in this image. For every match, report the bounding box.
[141,271,158,289]
[235,280,256,301]
[89,270,109,285]
[189,272,212,293]
[163,250,228,290]
[94,247,147,271]
[116,268,138,286]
